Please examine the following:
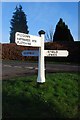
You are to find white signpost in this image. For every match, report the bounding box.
[15,31,69,83]
[44,50,68,57]
[15,32,41,47]
[22,50,68,57]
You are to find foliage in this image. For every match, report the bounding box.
[53,18,74,42]
[45,27,54,42]
[2,73,79,119]
[2,41,80,63]
[10,5,29,43]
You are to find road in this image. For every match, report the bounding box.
[1,60,80,80]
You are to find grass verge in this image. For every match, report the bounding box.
[2,73,79,119]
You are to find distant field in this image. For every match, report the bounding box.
[2,73,79,119]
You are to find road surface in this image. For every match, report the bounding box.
[1,60,80,80]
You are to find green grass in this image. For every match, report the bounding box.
[2,73,79,119]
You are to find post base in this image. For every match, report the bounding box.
[37,77,45,83]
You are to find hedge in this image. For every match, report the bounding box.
[1,41,80,63]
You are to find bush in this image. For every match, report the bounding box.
[1,41,80,63]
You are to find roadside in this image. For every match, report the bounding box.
[2,60,80,80]
[2,73,79,119]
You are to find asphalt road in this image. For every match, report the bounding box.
[1,60,80,80]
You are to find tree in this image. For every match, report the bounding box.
[53,18,74,42]
[45,27,54,42]
[10,5,29,43]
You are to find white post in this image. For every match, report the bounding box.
[37,30,45,83]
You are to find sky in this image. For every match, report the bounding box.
[1,1,79,43]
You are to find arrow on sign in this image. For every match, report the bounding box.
[22,50,39,56]
[15,32,41,47]
[44,50,69,57]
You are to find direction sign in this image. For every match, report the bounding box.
[15,30,69,83]
[22,50,39,56]
[44,50,69,57]
[15,32,41,47]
